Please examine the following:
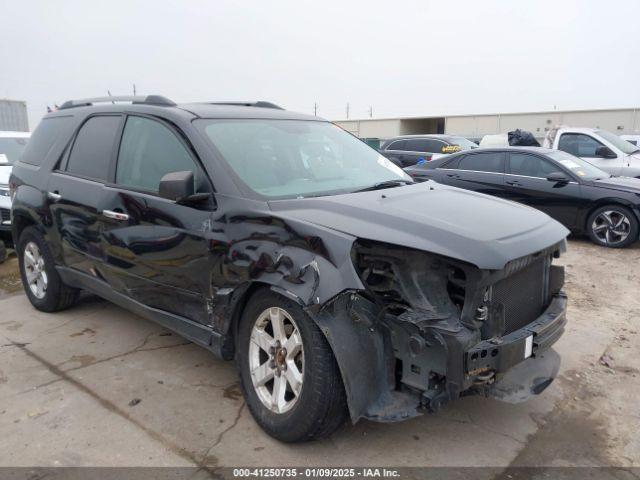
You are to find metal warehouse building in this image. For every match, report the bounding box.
[0,99,29,132]
[335,107,640,142]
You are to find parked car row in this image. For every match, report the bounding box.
[405,147,640,248]
[10,96,569,442]
[374,124,640,248]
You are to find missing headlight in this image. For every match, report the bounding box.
[352,240,465,322]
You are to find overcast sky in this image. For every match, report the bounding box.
[2,0,639,129]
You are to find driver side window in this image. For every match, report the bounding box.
[116,116,208,193]
[558,133,604,157]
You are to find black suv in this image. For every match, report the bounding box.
[11,96,569,442]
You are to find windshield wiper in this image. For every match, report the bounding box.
[353,179,414,193]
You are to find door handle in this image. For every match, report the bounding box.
[446,173,461,179]
[506,180,522,186]
[102,209,130,221]
[47,191,62,202]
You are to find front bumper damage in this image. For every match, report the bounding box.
[307,242,568,424]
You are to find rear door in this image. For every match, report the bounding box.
[46,114,122,275]
[98,114,216,325]
[436,151,507,196]
[504,152,583,229]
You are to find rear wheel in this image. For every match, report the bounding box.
[587,205,638,248]
[17,227,79,311]
[236,290,347,442]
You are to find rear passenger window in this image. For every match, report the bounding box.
[116,116,205,193]
[405,139,429,152]
[457,152,504,173]
[386,140,406,151]
[21,116,74,166]
[509,153,558,178]
[66,116,121,181]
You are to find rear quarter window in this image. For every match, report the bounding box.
[20,116,75,166]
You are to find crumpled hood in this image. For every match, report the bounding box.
[269,182,569,270]
[0,166,11,185]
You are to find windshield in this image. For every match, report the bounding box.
[447,137,479,151]
[596,129,640,155]
[197,119,411,198]
[0,137,29,166]
[547,150,610,180]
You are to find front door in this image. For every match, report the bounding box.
[504,152,584,229]
[97,114,217,325]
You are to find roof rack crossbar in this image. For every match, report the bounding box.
[208,101,284,110]
[59,95,176,110]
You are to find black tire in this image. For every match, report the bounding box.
[0,240,6,264]
[236,289,347,442]
[586,205,639,248]
[17,226,79,311]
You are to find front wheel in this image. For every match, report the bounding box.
[236,290,347,442]
[587,205,638,248]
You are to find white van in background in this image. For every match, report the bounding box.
[0,131,30,260]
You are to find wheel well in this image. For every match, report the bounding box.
[11,213,36,245]
[225,282,272,358]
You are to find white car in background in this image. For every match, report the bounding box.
[0,131,30,259]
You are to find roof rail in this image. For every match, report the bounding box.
[58,95,176,110]
[208,101,284,110]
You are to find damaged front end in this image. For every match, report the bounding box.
[311,239,567,423]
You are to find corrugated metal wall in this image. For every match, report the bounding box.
[336,108,640,140]
[334,119,402,138]
[445,109,640,139]
[0,100,29,132]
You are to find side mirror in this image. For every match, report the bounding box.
[159,171,194,201]
[546,172,570,183]
[595,146,616,159]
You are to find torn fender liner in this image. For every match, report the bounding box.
[309,291,420,422]
[487,349,561,403]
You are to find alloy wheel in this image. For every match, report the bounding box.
[248,307,304,414]
[592,210,631,246]
[23,241,48,299]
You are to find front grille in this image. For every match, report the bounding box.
[492,258,547,334]
[0,208,10,223]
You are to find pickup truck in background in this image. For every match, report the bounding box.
[544,126,640,177]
